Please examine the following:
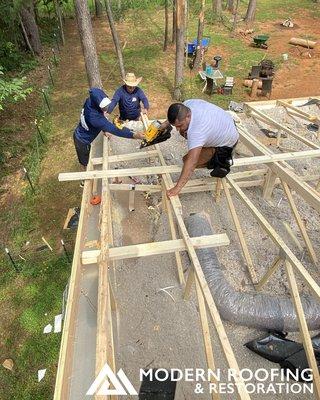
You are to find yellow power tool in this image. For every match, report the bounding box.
[140,120,172,148]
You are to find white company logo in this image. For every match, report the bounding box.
[86,363,138,396]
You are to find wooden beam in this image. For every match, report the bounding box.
[59,149,320,182]
[227,176,320,300]
[281,180,318,264]
[151,140,250,399]
[195,277,220,400]
[92,149,159,165]
[278,100,319,122]
[82,235,230,265]
[95,137,116,400]
[59,165,182,181]
[163,189,185,285]
[255,256,283,291]
[245,104,320,149]
[262,170,277,200]
[222,179,258,284]
[238,126,320,213]
[171,213,250,399]
[285,260,320,398]
[53,142,95,400]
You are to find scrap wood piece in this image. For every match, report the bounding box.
[2,359,14,371]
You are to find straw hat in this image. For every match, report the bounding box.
[123,72,142,87]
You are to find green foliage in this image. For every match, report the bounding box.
[0,66,32,111]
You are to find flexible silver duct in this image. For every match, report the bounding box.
[186,212,320,331]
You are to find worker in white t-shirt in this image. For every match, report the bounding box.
[164,99,239,197]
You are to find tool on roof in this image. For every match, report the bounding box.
[140,120,172,148]
[113,116,124,129]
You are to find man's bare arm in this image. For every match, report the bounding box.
[167,147,202,197]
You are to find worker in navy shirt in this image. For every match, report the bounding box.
[107,72,149,121]
[73,87,144,168]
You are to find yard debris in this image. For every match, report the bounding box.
[2,359,14,371]
[41,236,53,251]
[37,369,46,382]
[282,18,294,28]
[228,100,243,113]
[307,123,319,132]
[129,175,142,184]
[63,207,80,230]
[54,314,63,333]
[157,286,176,302]
[43,323,53,334]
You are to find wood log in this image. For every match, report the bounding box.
[289,37,317,48]
[244,79,262,88]
[250,78,260,97]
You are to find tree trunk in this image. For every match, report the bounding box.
[213,0,222,16]
[192,0,205,70]
[104,0,126,79]
[74,0,102,88]
[163,0,169,50]
[232,0,240,31]
[95,0,103,17]
[20,4,42,55]
[244,0,257,23]
[53,0,65,45]
[172,0,177,44]
[226,0,234,13]
[173,0,185,100]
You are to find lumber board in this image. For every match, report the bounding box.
[92,149,158,165]
[95,137,116,400]
[255,256,283,291]
[277,100,319,122]
[222,179,257,284]
[54,142,95,400]
[285,261,320,398]
[227,176,320,300]
[171,213,250,399]
[244,96,320,110]
[82,234,230,265]
[238,126,320,213]
[245,104,320,149]
[58,149,320,182]
[281,180,318,264]
[195,277,220,400]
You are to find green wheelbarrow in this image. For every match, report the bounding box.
[253,34,269,49]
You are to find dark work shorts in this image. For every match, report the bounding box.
[73,131,91,166]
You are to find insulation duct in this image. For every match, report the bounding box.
[186,212,320,331]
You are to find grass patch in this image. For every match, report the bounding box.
[0,57,72,400]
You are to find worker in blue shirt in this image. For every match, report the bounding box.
[107,72,150,121]
[73,87,144,168]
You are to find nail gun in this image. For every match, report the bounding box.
[140,120,172,148]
